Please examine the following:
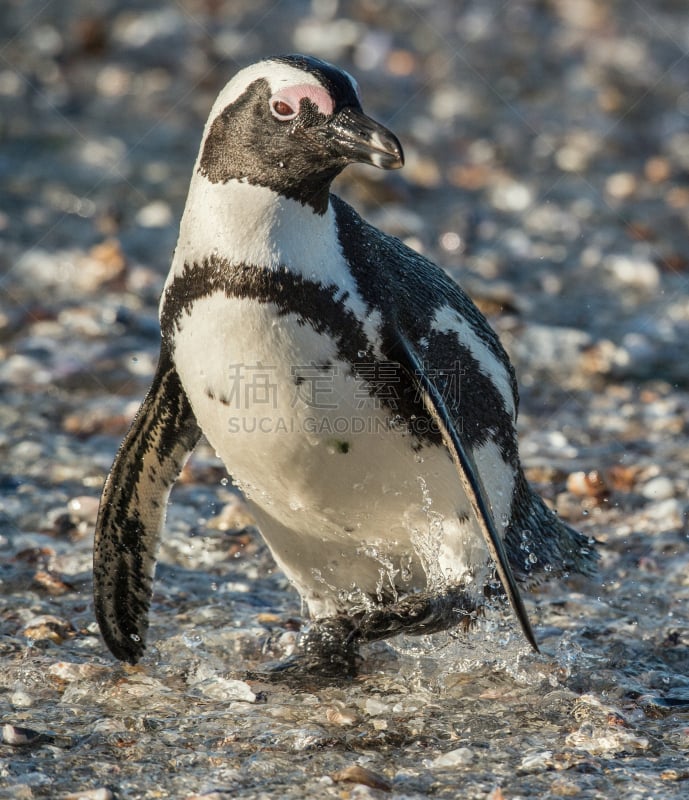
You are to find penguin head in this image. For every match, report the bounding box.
[197,55,404,213]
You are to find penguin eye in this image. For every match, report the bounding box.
[270,98,298,121]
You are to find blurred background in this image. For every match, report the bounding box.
[3,0,689,392]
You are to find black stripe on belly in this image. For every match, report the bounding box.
[161,256,369,363]
[160,256,443,446]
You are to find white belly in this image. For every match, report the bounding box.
[173,292,498,617]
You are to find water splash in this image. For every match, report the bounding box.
[411,476,448,591]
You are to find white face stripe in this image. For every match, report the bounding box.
[203,60,327,135]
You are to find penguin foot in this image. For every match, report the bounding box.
[247,590,478,683]
[248,616,360,683]
[354,587,479,643]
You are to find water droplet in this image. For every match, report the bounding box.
[400,558,413,582]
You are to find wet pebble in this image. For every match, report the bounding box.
[605,171,638,199]
[549,778,583,796]
[636,693,689,718]
[289,725,330,752]
[643,498,683,527]
[429,747,474,768]
[566,470,610,501]
[192,676,257,704]
[136,200,173,228]
[66,495,101,523]
[566,723,649,754]
[363,697,390,716]
[517,750,553,774]
[641,475,675,501]
[33,569,75,595]
[325,705,358,726]
[10,687,34,708]
[22,614,74,644]
[206,495,255,532]
[602,254,660,291]
[48,661,111,682]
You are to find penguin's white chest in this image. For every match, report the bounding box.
[173,291,431,514]
[171,289,496,614]
[173,290,386,504]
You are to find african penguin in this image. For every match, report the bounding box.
[93,54,596,675]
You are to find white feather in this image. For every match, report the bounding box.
[172,292,490,617]
[165,179,381,340]
[202,60,327,133]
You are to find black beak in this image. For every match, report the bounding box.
[323,107,404,170]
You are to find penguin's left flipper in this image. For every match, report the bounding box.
[93,344,201,664]
[395,334,539,653]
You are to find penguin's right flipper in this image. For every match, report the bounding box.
[93,344,201,663]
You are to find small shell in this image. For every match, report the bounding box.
[33,570,74,596]
[325,705,357,726]
[2,724,49,746]
[63,789,114,800]
[331,765,392,792]
[23,615,74,644]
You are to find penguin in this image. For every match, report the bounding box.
[93,54,596,676]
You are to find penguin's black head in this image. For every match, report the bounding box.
[198,54,404,214]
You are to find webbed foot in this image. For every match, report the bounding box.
[247,587,479,682]
[247,616,360,684]
[355,586,479,642]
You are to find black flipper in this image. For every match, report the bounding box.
[395,334,539,652]
[93,345,201,663]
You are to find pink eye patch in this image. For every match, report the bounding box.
[270,83,335,116]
